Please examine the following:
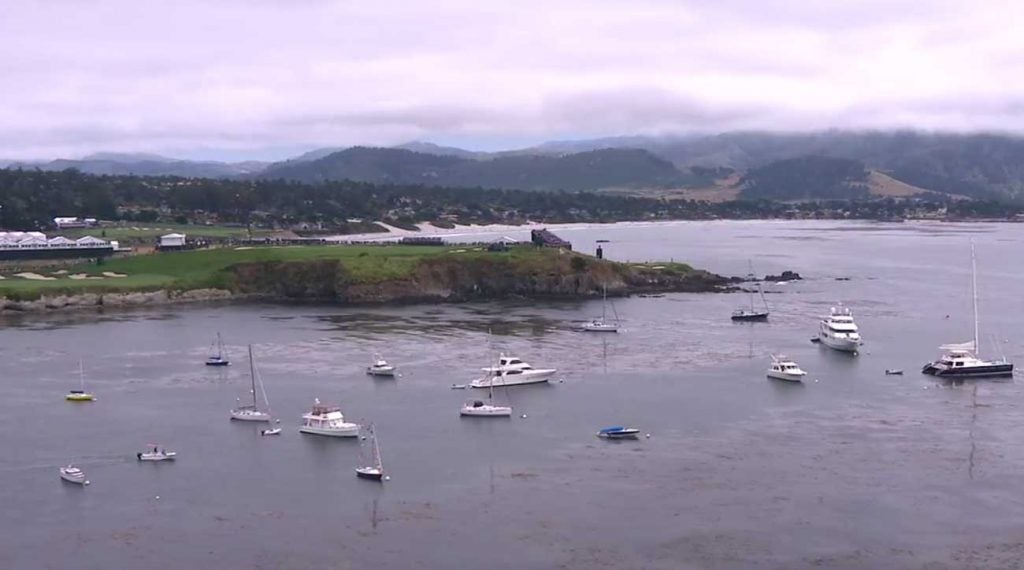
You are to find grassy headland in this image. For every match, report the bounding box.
[0,244,725,308]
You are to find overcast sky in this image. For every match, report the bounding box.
[3,0,1023,160]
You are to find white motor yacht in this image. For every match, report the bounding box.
[818,305,862,352]
[766,355,807,382]
[469,354,557,388]
[59,465,89,485]
[366,356,396,377]
[299,399,360,437]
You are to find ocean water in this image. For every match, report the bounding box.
[2,220,1024,569]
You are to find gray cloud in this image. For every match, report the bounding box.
[1,0,1022,160]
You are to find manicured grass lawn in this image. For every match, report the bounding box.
[60,223,272,241]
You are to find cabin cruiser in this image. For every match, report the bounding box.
[299,399,360,437]
[818,305,862,352]
[366,357,396,377]
[59,465,89,485]
[469,354,557,388]
[922,344,1013,378]
[766,355,807,382]
[596,426,640,439]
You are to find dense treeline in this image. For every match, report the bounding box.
[0,168,1019,232]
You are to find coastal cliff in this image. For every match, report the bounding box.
[0,245,729,313]
[226,253,728,304]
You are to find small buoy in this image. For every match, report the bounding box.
[645,433,651,438]
[155,495,160,500]
[520,414,528,419]
[275,419,281,423]
[814,379,819,383]
[384,476,391,481]
[923,386,929,390]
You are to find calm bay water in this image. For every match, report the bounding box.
[3,220,1024,569]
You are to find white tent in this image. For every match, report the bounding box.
[75,236,108,247]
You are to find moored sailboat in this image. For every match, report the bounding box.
[230,345,271,422]
[65,360,95,402]
[355,423,386,481]
[923,242,1013,378]
[205,333,230,366]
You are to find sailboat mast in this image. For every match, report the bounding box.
[971,242,979,353]
[602,285,607,321]
[373,426,382,469]
[248,344,258,407]
[79,359,85,390]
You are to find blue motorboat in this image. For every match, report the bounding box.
[597,426,640,439]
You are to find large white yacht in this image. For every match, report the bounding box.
[469,354,557,388]
[818,305,862,353]
[299,399,360,437]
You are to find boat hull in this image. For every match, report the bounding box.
[260,428,282,436]
[356,467,383,480]
[137,452,176,461]
[366,368,396,377]
[230,409,271,422]
[205,360,230,367]
[597,430,640,440]
[819,333,861,352]
[470,370,555,388]
[767,371,805,383]
[65,393,95,402]
[582,323,619,332]
[731,312,769,322]
[299,425,360,438]
[460,405,513,417]
[921,362,1014,378]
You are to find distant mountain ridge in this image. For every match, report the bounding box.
[256,146,699,191]
[6,130,1024,201]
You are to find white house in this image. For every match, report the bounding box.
[159,233,186,249]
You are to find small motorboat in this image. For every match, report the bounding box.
[137,447,177,461]
[597,426,640,439]
[767,355,807,382]
[299,399,360,437]
[366,356,396,377]
[59,465,89,485]
[885,369,904,375]
[460,399,513,417]
[260,427,282,436]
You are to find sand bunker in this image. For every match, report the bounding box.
[69,273,104,280]
[15,272,57,281]
[102,272,127,278]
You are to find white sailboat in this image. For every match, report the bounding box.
[205,332,230,366]
[461,370,513,417]
[65,359,95,402]
[582,286,619,332]
[355,423,385,481]
[923,242,1013,378]
[230,345,271,422]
